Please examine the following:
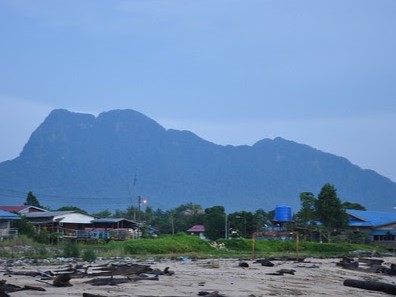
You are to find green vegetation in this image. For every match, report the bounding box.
[0,234,385,259]
[81,234,385,259]
[82,248,97,261]
[122,233,212,255]
[3,184,379,260]
[24,191,44,208]
[57,206,88,214]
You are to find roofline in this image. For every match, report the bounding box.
[346,211,369,223]
[373,221,396,228]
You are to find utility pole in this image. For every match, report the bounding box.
[127,175,138,221]
[170,211,175,235]
[225,214,228,239]
[138,195,142,222]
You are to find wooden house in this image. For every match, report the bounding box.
[24,211,95,236]
[187,224,206,239]
[0,210,20,238]
[0,205,47,214]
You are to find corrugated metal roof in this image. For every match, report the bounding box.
[0,210,21,220]
[187,225,205,233]
[347,209,396,227]
[0,205,47,213]
[0,206,27,212]
[24,211,95,224]
[91,218,136,224]
[24,211,74,218]
[55,213,95,224]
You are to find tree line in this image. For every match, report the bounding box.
[22,183,366,241]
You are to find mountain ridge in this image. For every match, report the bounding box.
[0,109,395,213]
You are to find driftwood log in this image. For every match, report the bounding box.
[53,273,72,287]
[3,263,153,279]
[266,269,296,276]
[4,270,42,277]
[337,257,396,276]
[83,293,108,297]
[253,259,275,267]
[238,262,249,268]
[85,274,160,286]
[0,280,45,294]
[344,279,396,295]
[358,258,384,266]
[86,263,152,277]
[198,291,226,297]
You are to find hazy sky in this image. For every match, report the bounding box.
[1,0,395,182]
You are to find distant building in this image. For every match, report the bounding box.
[0,205,47,214]
[187,224,206,239]
[347,209,396,248]
[24,211,95,237]
[0,209,20,238]
[85,218,141,240]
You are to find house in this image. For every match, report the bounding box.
[0,210,20,238]
[24,211,96,236]
[187,224,206,239]
[85,218,140,240]
[0,205,47,214]
[347,209,396,248]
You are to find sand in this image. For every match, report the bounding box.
[3,257,396,296]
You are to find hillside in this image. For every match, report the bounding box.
[0,109,395,213]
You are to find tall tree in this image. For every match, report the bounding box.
[204,206,226,240]
[342,201,366,211]
[295,192,317,240]
[91,209,112,218]
[295,192,317,225]
[57,206,88,214]
[24,191,42,208]
[228,211,254,238]
[252,208,271,232]
[315,183,348,241]
[173,203,205,233]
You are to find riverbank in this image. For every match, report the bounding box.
[2,256,396,296]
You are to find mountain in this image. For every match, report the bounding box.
[0,109,395,213]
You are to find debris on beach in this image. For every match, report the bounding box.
[344,279,396,295]
[238,261,249,268]
[265,268,296,276]
[53,273,73,287]
[337,257,396,275]
[198,290,226,296]
[253,259,274,267]
[0,279,45,295]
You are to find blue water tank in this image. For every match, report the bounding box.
[274,205,292,222]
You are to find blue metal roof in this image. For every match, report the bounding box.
[0,210,21,220]
[347,209,396,227]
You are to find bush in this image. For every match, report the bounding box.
[218,238,251,251]
[63,241,80,258]
[15,217,36,238]
[123,234,212,255]
[82,249,96,262]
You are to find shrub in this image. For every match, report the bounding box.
[82,249,96,262]
[63,241,80,258]
[123,234,212,255]
[218,238,251,251]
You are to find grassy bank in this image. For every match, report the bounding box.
[0,234,387,259]
[77,234,388,259]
